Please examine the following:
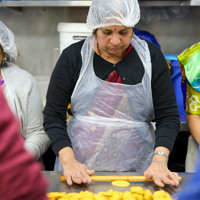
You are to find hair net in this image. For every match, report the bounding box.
[0,21,17,62]
[86,0,140,30]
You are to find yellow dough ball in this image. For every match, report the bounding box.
[130,186,145,196]
[112,180,130,187]
[144,189,153,200]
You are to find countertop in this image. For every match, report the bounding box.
[44,171,192,199]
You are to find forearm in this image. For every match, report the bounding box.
[187,114,200,144]
[44,125,72,156]
[155,126,179,153]
[152,56,180,152]
[24,134,50,160]
[59,146,75,165]
[25,80,50,159]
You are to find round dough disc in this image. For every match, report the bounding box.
[111,180,130,187]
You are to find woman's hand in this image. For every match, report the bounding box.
[144,147,180,187]
[59,147,95,185]
[144,161,180,187]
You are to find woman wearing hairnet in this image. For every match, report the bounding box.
[0,21,50,160]
[44,0,180,187]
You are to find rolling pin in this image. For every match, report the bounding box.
[60,175,182,182]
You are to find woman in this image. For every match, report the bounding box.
[44,0,180,187]
[0,87,48,200]
[0,21,50,160]
[178,41,200,172]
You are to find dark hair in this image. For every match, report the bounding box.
[93,28,98,35]
[0,44,3,53]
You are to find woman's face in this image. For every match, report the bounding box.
[95,25,133,57]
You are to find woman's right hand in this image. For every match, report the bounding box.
[58,147,95,185]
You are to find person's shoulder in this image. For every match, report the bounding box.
[62,39,85,56]
[146,40,163,54]
[135,37,164,59]
[7,63,36,83]
[145,40,166,63]
[57,39,84,70]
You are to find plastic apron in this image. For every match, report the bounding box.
[54,35,155,172]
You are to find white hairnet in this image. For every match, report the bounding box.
[86,0,140,30]
[0,21,17,62]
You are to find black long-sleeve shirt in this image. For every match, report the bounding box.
[44,39,180,157]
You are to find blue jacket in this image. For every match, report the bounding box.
[178,151,200,200]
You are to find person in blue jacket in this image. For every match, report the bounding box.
[178,151,200,200]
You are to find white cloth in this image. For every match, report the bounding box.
[86,0,140,30]
[0,21,17,62]
[190,0,200,6]
[1,64,50,160]
[54,35,155,172]
[185,135,199,172]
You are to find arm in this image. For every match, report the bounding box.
[151,45,180,152]
[0,88,48,200]
[20,72,50,160]
[43,49,76,156]
[145,146,179,187]
[187,114,200,144]
[144,42,180,187]
[44,41,94,184]
[59,147,94,185]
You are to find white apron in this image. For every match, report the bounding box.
[55,35,155,172]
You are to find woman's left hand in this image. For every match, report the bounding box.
[144,161,180,187]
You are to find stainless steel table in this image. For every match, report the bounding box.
[44,171,192,199]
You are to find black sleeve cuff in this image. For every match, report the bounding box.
[155,127,179,153]
[52,140,72,157]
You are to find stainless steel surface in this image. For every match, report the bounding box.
[0,1,197,7]
[139,1,191,7]
[44,171,192,199]
[0,1,91,7]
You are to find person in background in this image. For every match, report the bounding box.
[44,0,180,187]
[0,87,48,200]
[178,151,200,200]
[0,21,50,160]
[178,41,200,172]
